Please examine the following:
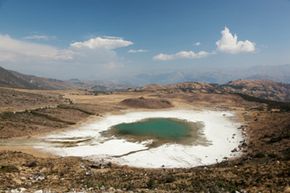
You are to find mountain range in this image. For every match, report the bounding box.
[129,64,290,85]
[1,65,290,102]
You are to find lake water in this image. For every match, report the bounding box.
[103,118,208,147]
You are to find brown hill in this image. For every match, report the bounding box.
[142,80,290,102]
[143,82,218,93]
[222,79,290,102]
[121,97,173,109]
[0,66,73,90]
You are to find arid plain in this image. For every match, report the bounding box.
[0,81,290,192]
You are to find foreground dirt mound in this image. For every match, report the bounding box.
[121,97,173,109]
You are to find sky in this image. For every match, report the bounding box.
[0,0,290,82]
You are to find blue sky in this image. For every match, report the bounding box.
[0,0,289,81]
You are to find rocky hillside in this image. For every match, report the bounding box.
[142,80,290,102]
[222,80,290,102]
[143,82,218,94]
[0,66,73,90]
[2,65,290,102]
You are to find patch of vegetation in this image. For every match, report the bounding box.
[0,165,19,173]
[31,110,75,124]
[253,152,266,158]
[281,148,290,160]
[0,112,15,119]
[146,178,155,189]
[235,93,290,111]
[57,104,95,115]
[162,174,175,183]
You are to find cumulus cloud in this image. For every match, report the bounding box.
[128,49,148,53]
[153,27,255,61]
[70,36,133,50]
[23,34,56,41]
[0,34,73,62]
[153,50,210,61]
[216,27,255,54]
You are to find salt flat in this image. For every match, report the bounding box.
[38,110,243,168]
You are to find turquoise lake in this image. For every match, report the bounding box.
[103,118,208,147]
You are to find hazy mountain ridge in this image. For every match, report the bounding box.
[131,64,290,85]
[244,64,290,83]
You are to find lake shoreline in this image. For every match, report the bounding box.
[37,109,244,168]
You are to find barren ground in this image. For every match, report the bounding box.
[0,87,289,192]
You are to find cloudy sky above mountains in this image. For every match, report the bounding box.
[0,0,289,81]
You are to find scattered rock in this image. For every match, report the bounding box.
[231,148,238,153]
[24,160,37,167]
[32,173,45,182]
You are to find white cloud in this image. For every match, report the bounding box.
[153,27,255,62]
[153,50,210,61]
[70,36,133,50]
[0,34,129,79]
[23,34,56,41]
[0,34,73,62]
[128,49,148,53]
[216,27,255,54]
[194,42,201,46]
